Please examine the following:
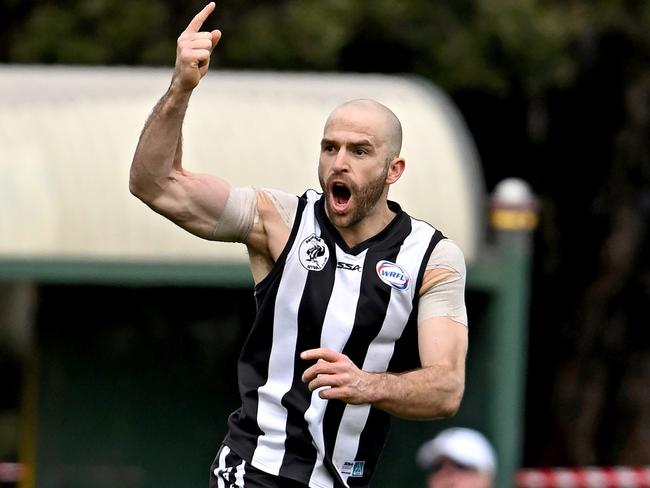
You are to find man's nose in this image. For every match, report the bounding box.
[331,148,349,172]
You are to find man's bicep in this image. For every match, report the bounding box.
[145,170,231,240]
[417,316,468,371]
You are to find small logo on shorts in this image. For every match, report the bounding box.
[341,460,365,478]
[299,234,329,271]
[376,260,410,291]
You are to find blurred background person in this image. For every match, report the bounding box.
[416,427,496,488]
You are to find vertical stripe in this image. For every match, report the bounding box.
[332,220,435,485]
[320,231,401,488]
[307,245,367,488]
[251,209,314,475]
[387,228,444,374]
[352,225,440,487]
[279,220,337,482]
[226,196,309,459]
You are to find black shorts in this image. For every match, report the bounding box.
[209,444,309,488]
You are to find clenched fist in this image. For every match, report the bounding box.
[172,2,221,93]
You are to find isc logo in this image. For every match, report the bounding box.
[375,260,410,291]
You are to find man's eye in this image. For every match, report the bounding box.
[355,148,367,156]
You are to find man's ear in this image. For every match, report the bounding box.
[386,157,406,185]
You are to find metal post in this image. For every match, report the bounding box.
[486,178,538,488]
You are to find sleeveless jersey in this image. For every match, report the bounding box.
[224,190,445,488]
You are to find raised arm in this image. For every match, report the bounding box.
[129,2,229,240]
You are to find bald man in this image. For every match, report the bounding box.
[129,3,468,488]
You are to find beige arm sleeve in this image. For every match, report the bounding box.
[417,239,468,327]
[211,186,298,242]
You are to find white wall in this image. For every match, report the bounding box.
[0,66,484,264]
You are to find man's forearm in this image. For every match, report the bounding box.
[369,365,464,420]
[301,347,465,419]
[129,86,192,200]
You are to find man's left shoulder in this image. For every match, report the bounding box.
[428,239,466,273]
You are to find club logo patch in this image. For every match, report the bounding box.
[299,234,329,271]
[376,260,410,290]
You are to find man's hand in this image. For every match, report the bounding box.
[301,348,379,404]
[173,2,221,93]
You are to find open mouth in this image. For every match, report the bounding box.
[330,182,352,212]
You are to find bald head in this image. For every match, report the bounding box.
[326,99,403,161]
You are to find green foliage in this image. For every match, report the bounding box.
[9,0,174,65]
[220,1,353,70]
[456,0,580,94]
[3,0,649,96]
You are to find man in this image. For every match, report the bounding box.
[129,3,468,487]
[416,428,496,488]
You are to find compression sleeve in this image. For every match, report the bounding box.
[417,239,468,327]
[212,186,298,242]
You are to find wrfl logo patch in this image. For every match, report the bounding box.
[376,260,410,290]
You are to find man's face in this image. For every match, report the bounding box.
[426,458,493,488]
[318,104,394,229]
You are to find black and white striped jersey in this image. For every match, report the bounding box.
[224,189,445,488]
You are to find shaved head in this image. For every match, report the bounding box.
[318,98,407,235]
[326,99,403,161]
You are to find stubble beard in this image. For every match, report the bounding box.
[320,164,389,229]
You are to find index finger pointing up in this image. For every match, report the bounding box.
[185,2,216,33]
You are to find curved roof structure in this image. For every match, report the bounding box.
[0,66,484,266]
